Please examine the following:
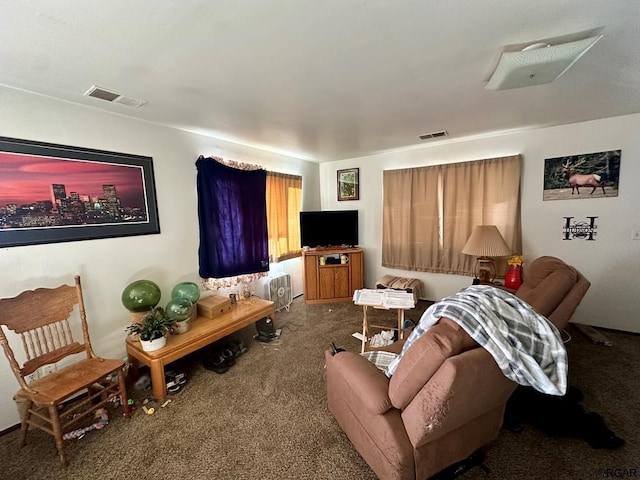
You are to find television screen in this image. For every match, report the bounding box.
[300,210,358,248]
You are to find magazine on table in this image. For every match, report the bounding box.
[353,289,415,309]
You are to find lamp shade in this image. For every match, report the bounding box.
[485,35,602,90]
[461,225,511,257]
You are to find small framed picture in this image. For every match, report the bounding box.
[337,168,359,201]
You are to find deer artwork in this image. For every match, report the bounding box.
[561,160,606,195]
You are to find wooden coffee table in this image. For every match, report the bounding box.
[126,297,275,400]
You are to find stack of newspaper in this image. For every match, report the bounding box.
[353,288,415,309]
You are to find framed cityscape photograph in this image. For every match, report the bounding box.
[0,136,160,248]
[337,167,359,201]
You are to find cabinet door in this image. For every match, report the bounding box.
[319,267,336,299]
[334,266,350,298]
[349,251,364,291]
[304,255,319,301]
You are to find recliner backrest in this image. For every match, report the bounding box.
[400,347,516,449]
[516,256,590,330]
[388,320,475,409]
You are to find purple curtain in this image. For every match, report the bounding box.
[196,157,269,279]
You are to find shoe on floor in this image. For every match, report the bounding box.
[203,346,235,374]
[165,370,187,393]
[226,340,248,358]
[202,352,230,374]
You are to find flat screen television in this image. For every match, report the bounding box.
[300,210,358,248]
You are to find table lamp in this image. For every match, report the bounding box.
[461,225,511,283]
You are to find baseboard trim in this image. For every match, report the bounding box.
[0,423,20,437]
[572,323,613,346]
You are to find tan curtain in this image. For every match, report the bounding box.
[382,155,522,276]
[382,165,441,270]
[266,172,302,262]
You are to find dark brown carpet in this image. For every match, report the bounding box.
[1,297,637,479]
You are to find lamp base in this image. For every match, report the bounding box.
[474,257,496,283]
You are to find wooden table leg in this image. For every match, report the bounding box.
[397,309,405,340]
[361,305,368,354]
[149,359,167,401]
[127,354,140,383]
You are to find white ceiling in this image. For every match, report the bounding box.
[2,1,640,162]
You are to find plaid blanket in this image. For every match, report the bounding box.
[385,285,567,396]
[361,350,398,371]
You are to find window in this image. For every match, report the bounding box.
[382,155,522,276]
[266,172,302,262]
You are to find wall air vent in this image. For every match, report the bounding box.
[418,131,448,140]
[84,86,147,108]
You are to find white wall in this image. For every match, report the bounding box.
[0,88,319,429]
[320,114,640,334]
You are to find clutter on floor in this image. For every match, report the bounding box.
[134,368,188,394]
[134,373,152,391]
[368,329,395,347]
[62,408,109,440]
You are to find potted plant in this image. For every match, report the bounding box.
[126,306,175,351]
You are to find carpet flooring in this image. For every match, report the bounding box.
[0,296,637,480]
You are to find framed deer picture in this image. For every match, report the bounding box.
[543,150,621,201]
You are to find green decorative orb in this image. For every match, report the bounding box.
[121,280,162,312]
[166,297,193,321]
[171,282,200,304]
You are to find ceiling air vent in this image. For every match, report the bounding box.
[113,95,147,108]
[418,131,448,140]
[84,86,146,108]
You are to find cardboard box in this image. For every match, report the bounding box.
[197,295,232,319]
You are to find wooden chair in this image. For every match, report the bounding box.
[0,275,130,465]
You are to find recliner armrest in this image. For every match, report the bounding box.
[324,350,393,415]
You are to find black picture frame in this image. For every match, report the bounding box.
[543,149,621,201]
[0,136,160,248]
[337,167,359,201]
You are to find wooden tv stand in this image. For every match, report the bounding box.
[302,247,364,304]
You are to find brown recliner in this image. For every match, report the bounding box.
[325,256,590,480]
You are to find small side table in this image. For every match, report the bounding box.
[354,289,415,353]
[359,305,411,354]
[478,280,518,294]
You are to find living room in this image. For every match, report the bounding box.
[0,2,639,477]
